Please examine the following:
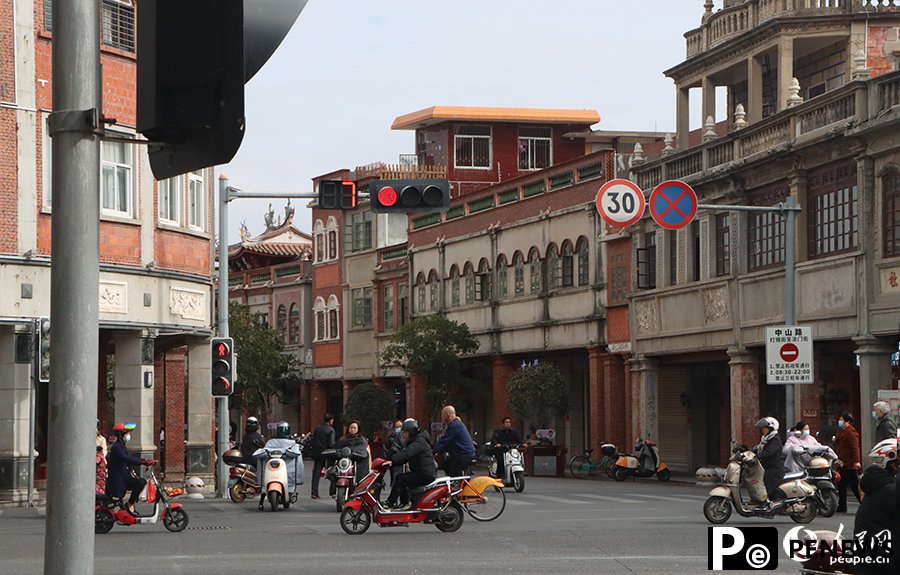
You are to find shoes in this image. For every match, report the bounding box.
[836,507,847,514]
[310,495,320,500]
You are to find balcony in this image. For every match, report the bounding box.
[354,162,448,181]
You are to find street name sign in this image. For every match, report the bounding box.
[765,325,813,384]
[649,180,697,230]
[596,179,645,228]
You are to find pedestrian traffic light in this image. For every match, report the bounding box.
[210,337,235,397]
[137,0,308,180]
[37,317,50,383]
[369,179,451,213]
[318,180,358,210]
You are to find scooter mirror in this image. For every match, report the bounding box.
[341,447,351,457]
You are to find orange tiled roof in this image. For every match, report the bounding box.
[391,106,601,130]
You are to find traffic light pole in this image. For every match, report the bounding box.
[216,176,230,498]
[44,0,101,573]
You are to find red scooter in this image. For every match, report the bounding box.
[338,459,465,535]
[95,462,188,533]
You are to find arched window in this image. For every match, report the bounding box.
[464,262,475,305]
[883,170,900,257]
[326,216,338,260]
[289,304,300,344]
[528,248,542,294]
[576,237,589,286]
[476,259,491,301]
[546,244,561,289]
[428,270,440,311]
[448,265,460,308]
[327,295,340,340]
[561,241,574,287]
[496,255,508,300]
[416,273,427,313]
[513,252,525,297]
[313,220,325,263]
[313,297,326,341]
[276,305,287,342]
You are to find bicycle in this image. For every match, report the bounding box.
[453,475,506,522]
[569,443,618,479]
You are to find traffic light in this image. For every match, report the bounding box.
[210,337,235,397]
[37,317,50,383]
[137,0,308,180]
[318,180,357,210]
[369,179,451,213]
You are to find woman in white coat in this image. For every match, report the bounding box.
[782,420,837,473]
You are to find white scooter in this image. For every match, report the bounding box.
[253,440,303,512]
[490,443,527,492]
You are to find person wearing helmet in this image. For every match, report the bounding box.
[239,416,266,465]
[385,418,436,509]
[835,412,862,513]
[853,438,896,574]
[275,421,291,439]
[753,417,786,501]
[105,423,155,514]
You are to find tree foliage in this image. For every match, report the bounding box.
[379,315,480,418]
[342,382,395,439]
[228,301,301,425]
[506,362,569,428]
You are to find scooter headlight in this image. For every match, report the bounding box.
[337,457,352,473]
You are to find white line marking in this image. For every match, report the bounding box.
[553,515,692,523]
[527,494,585,505]
[503,499,535,506]
[624,492,707,501]
[577,493,643,504]
[533,507,655,514]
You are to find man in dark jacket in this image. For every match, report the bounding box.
[239,417,266,465]
[106,422,155,514]
[383,420,404,485]
[309,413,335,499]
[490,416,522,479]
[753,417,786,501]
[853,438,896,575]
[433,405,475,477]
[872,401,898,444]
[386,418,436,509]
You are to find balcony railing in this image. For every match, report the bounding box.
[228,261,312,289]
[631,72,900,190]
[355,162,448,180]
[685,0,898,58]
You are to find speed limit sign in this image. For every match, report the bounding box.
[596,179,645,228]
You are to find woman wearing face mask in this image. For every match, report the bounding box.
[333,420,370,483]
[782,421,837,473]
[834,412,862,513]
[383,420,404,486]
[105,422,155,514]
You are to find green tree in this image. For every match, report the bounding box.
[342,382,395,439]
[228,301,301,425]
[379,315,480,419]
[506,362,569,431]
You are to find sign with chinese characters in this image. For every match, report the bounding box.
[765,326,813,384]
[880,267,900,293]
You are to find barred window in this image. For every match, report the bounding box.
[465,270,475,304]
[609,253,628,305]
[576,238,589,286]
[383,285,394,332]
[529,250,542,294]
[276,305,287,342]
[352,287,372,327]
[637,232,656,289]
[748,184,789,271]
[546,246,561,289]
[101,0,135,53]
[449,267,460,308]
[883,170,900,257]
[398,285,408,327]
[808,162,858,259]
[513,254,525,297]
[44,0,53,33]
[715,214,731,276]
[454,125,491,169]
[518,127,552,170]
[496,257,508,299]
[289,305,300,344]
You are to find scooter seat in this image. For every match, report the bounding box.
[783,471,805,481]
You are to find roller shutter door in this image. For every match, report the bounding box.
[657,366,691,472]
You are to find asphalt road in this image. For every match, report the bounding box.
[0,475,864,575]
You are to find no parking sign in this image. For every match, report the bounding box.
[649,180,697,230]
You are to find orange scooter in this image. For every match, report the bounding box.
[95,462,188,533]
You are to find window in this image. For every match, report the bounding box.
[465,267,476,304]
[808,162,858,259]
[383,285,394,332]
[101,0,135,53]
[398,284,408,327]
[159,176,182,224]
[101,139,133,217]
[276,305,287,342]
[518,127,552,170]
[376,213,408,248]
[748,184,789,271]
[314,220,325,262]
[43,0,53,32]
[529,249,542,294]
[348,211,373,252]
[576,238,589,286]
[326,217,338,260]
[561,244,574,287]
[418,284,426,313]
[691,220,700,282]
[188,171,206,230]
[496,256,508,299]
[546,246,561,289]
[883,170,900,257]
[609,253,628,305]
[314,298,326,342]
[289,305,300,344]
[715,214,731,276]
[352,287,373,328]
[514,253,525,296]
[637,232,656,289]
[327,295,339,340]
[42,114,52,207]
[476,261,491,301]
[448,267,460,308]
[429,281,439,311]
[454,125,491,169]
[668,230,677,285]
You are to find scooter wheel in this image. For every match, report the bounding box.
[163,507,189,532]
[339,507,371,535]
[818,490,838,518]
[512,471,525,493]
[268,491,280,512]
[790,502,817,524]
[228,482,246,503]
[657,469,671,482]
[613,467,629,482]
[436,500,465,533]
[703,496,732,524]
[95,508,115,534]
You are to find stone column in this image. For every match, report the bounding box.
[587,346,605,456]
[853,336,894,451]
[186,339,214,484]
[630,356,659,441]
[342,380,353,407]
[406,373,428,428]
[728,347,761,449]
[114,332,156,460]
[0,328,33,503]
[162,350,186,481]
[602,353,627,452]
[676,86,690,150]
[747,54,763,123]
[778,36,794,112]
[623,354,635,445]
[491,355,515,426]
[702,76,716,129]
[299,381,312,433]
[310,380,327,426]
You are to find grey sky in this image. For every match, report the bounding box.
[221,0,716,243]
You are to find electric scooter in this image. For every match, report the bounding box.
[613,438,670,481]
[253,440,303,512]
[222,448,260,503]
[489,443,527,492]
[95,462,188,533]
[321,446,356,512]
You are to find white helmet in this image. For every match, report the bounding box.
[755,417,779,432]
[868,438,897,468]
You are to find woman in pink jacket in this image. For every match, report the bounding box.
[782,420,837,473]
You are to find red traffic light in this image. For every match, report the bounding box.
[215,342,229,357]
[377,186,398,207]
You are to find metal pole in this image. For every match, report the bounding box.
[44,0,100,572]
[784,196,797,431]
[216,176,230,498]
[27,321,36,507]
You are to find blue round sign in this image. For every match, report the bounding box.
[648,180,697,230]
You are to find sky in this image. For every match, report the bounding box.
[220,0,718,243]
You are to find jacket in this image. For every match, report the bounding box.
[239,430,266,462]
[433,417,475,458]
[95,449,107,494]
[384,432,403,460]
[875,414,898,443]
[334,435,370,480]
[755,434,786,498]
[853,466,896,575]
[835,424,862,472]
[782,432,837,473]
[105,440,143,498]
[391,430,437,478]
[310,423,335,458]
[490,428,522,451]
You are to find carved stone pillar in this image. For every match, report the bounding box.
[587,346,605,456]
[853,336,894,451]
[114,331,156,460]
[630,356,659,441]
[186,339,214,484]
[728,347,761,449]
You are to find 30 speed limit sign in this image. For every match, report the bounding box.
[596,179,645,228]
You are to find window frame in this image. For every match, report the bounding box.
[883,170,900,258]
[576,239,589,286]
[514,253,525,297]
[496,257,508,299]
[453,125,492,170]
[609,253,629,305]
[351,287,373,328]
[327,295,340,340]
[158,176,183,225]
[289,304,300,345]
[529,250,542,295]
[187,171,206,231]
[715,213,731,277]
[276,305,287,342]
[546,246,561,290]
[326,216,339,260]
[313,297,326,342]
[383,284,395,333]
[100,138,135,218]
[637,232,657,290]
[518,126,553,171]
[314,220,325,263]
[807,162,859,259]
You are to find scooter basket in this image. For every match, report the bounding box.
[600,444,616,457]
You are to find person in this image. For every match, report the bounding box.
[105,423,155,514]
[782,421,837,473]
[853,438,897,575]
[257,421,303,511]
[386,418,436,509]
[383,420,404,486]
[834,412,862,513]
[309,413,335,499]
[490,416,522,479]
[239,416,266,465]
[872,401,897,443]
[432,405,475,477]
[753,417,786,501]
[95,419,108,494]
[333,420,370,483]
